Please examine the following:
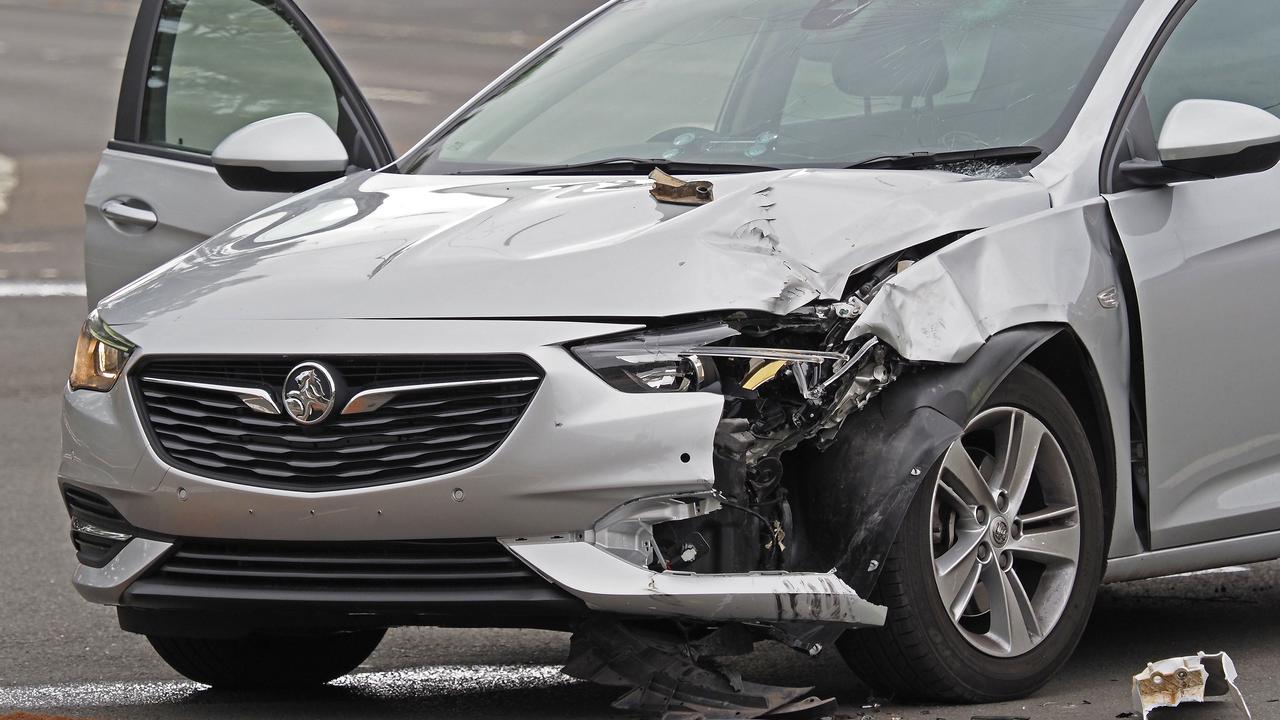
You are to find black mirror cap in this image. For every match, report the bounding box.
[1120,140,1280,188]
[215,164,347,193]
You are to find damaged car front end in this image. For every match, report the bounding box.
[60,0,1171,713]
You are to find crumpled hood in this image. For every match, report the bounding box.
[99,169,1049,325]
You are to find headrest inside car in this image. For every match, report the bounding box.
[831,26,949,98]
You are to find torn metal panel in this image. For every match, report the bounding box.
[504,539,887,627]
[650,168,714,206]
[851,199,1119,365]
[1132,652,1251,719]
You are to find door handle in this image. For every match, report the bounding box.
[101,200,158,231]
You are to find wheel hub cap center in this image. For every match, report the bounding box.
[991,517,1010,547]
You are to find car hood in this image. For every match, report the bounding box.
[99,169,1049,325]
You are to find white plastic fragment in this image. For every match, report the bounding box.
[1132,651,1251,719]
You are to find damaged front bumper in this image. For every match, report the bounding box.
[507,536,887,627]
[60,315,889,635]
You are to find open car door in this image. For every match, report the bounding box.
[84,0,394,305]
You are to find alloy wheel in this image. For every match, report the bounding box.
[929,406,1081,658]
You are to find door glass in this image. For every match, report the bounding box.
[1141,0,1280,138]
[140,0,341,154]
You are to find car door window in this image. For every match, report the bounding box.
[1140,0,1280,139]
[140,0,341,154]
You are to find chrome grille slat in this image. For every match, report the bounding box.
[134,356,542,491]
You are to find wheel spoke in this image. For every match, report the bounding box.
[935,538,983,621]
[1010,523,1080,565]
[996,412,1047,517]
[986,561,1041,655]
[1019,504,1077,527]
[941,442,997,510]
[935,527,984,576]
[936,480,972,517]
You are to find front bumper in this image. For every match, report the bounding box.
[61,317,883,631]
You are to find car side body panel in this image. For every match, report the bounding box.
[1107,164,1280,550]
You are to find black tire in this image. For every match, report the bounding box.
[148,629,385,689]
[839,365,1104,702]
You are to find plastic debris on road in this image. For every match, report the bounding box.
[1132,651,1251,719]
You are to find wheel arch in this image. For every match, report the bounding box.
[1021,329,1117,557]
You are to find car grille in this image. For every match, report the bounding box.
[149,538,547,594]
[133,356,542,491]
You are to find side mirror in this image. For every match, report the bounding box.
[1120,99,1280,187]
[212,113,350,193]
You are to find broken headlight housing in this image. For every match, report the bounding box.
[571,322,735,393]
[69,311,136,392]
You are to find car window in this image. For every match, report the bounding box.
[140,0,341,155]
[1141,0,1280,139]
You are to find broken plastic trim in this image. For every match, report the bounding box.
[565,617,839,719]
[590,492,723,568]
[505,538,887,627]
[1133,651,1252,720]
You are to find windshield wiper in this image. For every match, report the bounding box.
[847,146,1043,170]
[452,157,781,176]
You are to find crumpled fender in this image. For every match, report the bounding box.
[793,325,1061,597]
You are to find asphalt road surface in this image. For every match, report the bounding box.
[1,2,1279,719]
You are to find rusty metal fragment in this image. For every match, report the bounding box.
[1132,651,1251,719]
[650,168,714,206]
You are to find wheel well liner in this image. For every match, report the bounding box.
[790,324,1065,597]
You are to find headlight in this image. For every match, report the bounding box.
[69,311,136,392]
[571,323,733,393]
[572,321,859,396]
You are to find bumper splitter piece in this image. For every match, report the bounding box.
[506,540,886,627]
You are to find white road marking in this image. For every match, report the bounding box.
[363,86,436,106]
[1161,566,1251,579]
[0,153,17,216]
[0,280,87,298]
[0,241,52,254]
[0,664,572,710]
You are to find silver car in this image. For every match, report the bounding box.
[62,0,1280,709]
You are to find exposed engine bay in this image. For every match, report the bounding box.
[578,247,938,584]
[559,248,953,718]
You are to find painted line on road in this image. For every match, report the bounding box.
[0,241,53,254]
[0,280,87,298]
[0,153,17,216]
[0,664,572,710]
